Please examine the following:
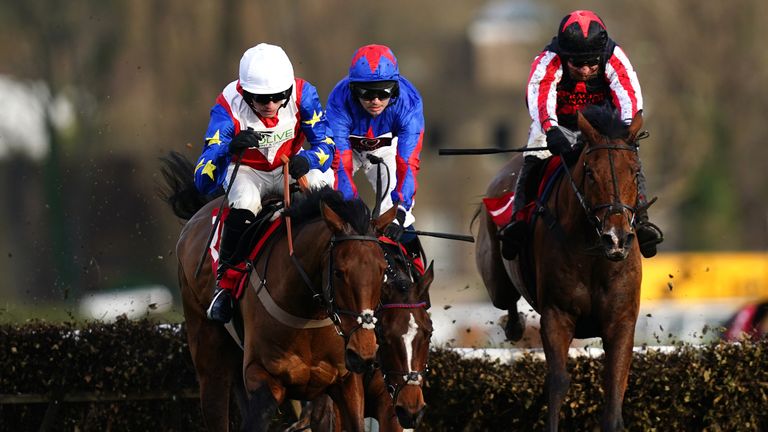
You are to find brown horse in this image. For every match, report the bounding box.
[475,106,644,431]
[290,243,435,431]
[376,242,434,428]
[161,152,396,431]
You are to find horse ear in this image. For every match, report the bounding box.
[373,205,398,234]
[416,261,434,300]
[321,202,346,234]
[577,111,601,145]
[628,111,644,141]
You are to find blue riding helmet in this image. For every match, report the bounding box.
[348,44,400,83]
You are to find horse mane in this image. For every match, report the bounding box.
[581,105,630,140]
[158,151,221,220]
[285,187,372,235]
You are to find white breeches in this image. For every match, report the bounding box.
[350,142,415,227]
[225,165,335,214]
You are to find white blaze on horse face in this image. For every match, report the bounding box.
[402,313,419,384]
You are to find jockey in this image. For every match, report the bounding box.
[499,10,663,260]
[193,43,335,323]
[326,44,425,258]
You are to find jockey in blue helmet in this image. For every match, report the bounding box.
[326,44,426,260]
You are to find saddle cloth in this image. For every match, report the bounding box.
[482,155,563,228]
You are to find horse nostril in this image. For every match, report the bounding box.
[601,233,617,248]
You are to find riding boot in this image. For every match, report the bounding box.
[634,166,663,258]
[207,208,256,323]
[499,156,539,260]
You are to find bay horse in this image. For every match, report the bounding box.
[161,152,396,431]
[475,106,644,431]
[290,242,435,431]
[375,242,434,428]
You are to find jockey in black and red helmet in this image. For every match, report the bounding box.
[499,10,663,260]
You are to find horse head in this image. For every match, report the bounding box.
[320,200,396,373]
[376,261,434,428]
[576,108,643,261]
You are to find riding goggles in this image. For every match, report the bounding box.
[246,87,293,105]
[351,82,397,101]
[569,56,601,68]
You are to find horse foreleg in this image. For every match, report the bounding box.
[540,309,575,432]
[242,366,282,432]
[364,371,403,432]
[600,322,636,432]
[327,373,367,432]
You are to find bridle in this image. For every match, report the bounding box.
[560,141,641,243]
[375,300,431,403]
[322,234,383,339]
[259,228,383,340]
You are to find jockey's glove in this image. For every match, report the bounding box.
[288,154,310,180]
[546,127,570,156]
[229,130,263,153]
[384,207,407,242]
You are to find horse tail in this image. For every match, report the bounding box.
[158,151,219,220]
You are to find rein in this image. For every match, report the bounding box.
[283,231,382,339]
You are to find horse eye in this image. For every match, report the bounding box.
[333,269,344,279]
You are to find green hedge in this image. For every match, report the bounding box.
[2,319,766,431]
[422,343,767,431]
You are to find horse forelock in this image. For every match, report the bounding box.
[285,187,372,235]
[581,105,629,140]
[322,192,372,235]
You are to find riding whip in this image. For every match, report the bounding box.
[280,155,297,256]
[438,146,547,156]
[279,154,311,256]
[365,153,472,242]
[412,230,474,243]
[366,153,389,218]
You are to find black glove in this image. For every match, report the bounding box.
[384,208,407,242]
[288,154,310,180]
[229,130,262,153]
[546,127,570,156]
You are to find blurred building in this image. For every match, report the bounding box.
[467,0,546,90]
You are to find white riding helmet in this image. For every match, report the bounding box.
[238,43,295,94]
